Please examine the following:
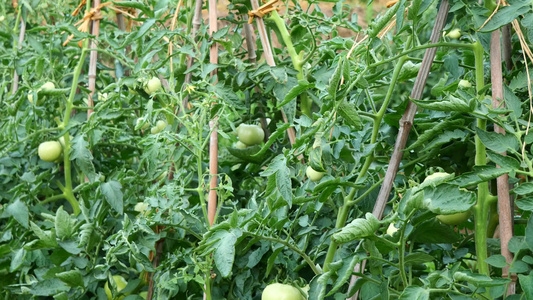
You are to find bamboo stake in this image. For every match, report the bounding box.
[207,0,218,228]
[205,3,219,300]
[182,0,204,109]
[502,24,512,71]
[243,16,257,64]
[346,1,449,298]
[242,14,270,139]
[371,0,449,219]
[11,14,25,93]
[490,29,515,295]
[87,0,101,117]
[249,0,297,147]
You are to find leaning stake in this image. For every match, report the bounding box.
[347,1,450,298]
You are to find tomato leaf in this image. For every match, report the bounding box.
[478,0,530,32]
[449,166,510,188]
[410,94,474,112]
[6,199,29,228]
[71,135,97,182]
[100,181,124,215]
[55,206,74,240]
[56,269,85,288]
[485,255,508,268]
[476,128,520,153]
[327,253,362,296]
[210,228,243,278]
[277,81,315,108]
[332,213,380,244]
[337,99,362,130]
[399,286,429,300]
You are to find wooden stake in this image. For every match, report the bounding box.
[347,1,449,298]
[11,13,26,93]
[248,0,297,147]
[490,29,515,295]
[207,0,218,227]
[87,0,101,117]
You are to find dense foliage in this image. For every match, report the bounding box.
[2,0,533,299]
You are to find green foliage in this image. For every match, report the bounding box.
[1,0,533,299]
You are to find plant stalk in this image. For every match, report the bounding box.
[472,40,490,276]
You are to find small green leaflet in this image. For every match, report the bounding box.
[338,99,362,130]
[478,0,531,32]
[276,81,314,108]
[475,128,520,153]
[332,213,380,243]
[410,95,474,112]
[101,181,124,214]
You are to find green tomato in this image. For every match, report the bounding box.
[41,82,55,90]
[104,275,128,300]
[136,118,150,130]
[437,211,471,225]
[134,202,149,214]
[386,223,398,236]
[235,141,247,149]
[262,283,304,300]
[446,28,461,39]
[144,77,161,95]
[156,120,167,131]
[38,141,63,162]
[237,124,264,146]
[458,79,472,89]
[151,127,161,134]
[306,166,324,182]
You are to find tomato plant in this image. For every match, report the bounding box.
[2,0,533,299]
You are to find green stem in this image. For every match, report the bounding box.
[322,203,350,272]
[59,47,88,216]
[197,109,210,227]
[268,11,312,117]
[322,40,411,272]
[245,231,321,275]
[472,41,490,276]
[397,215,412,288]
[368,42,473,69]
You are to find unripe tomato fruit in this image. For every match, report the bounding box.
[458,80,472,89]
[386,223,398,236]
[151,127,160,134]
[262,283,304,300]
[235,141,247,149]
[41,82,55,90]
[144,77,161,95]
[446,28,461,39]
[237,124,264,146]
[104,275,128,300]
[136,118,150,130]
[156,120,167,131]
[38,141,63,162]
[437,211,471,225]
[306,166,324,182]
